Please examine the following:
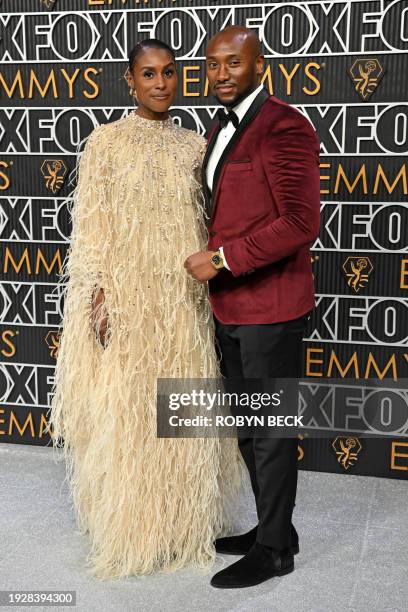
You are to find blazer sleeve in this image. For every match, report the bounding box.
[221,110,321,277]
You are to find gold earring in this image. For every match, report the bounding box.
[129,87,138,106]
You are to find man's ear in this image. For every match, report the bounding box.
[256,54,265,76]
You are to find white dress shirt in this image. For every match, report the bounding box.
[206,83,264,271]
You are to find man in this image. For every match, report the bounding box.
[184,26,321,589]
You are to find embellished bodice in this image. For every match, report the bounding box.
[95,112,206,226]
[83,111,209,328]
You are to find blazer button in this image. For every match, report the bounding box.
[209,230,217,237]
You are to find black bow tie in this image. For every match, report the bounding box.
[216,108,239,129]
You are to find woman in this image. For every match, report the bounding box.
[47,39,243,580]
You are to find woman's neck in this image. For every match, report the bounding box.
[134,107,169,121]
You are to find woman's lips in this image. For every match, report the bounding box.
[152,94,170,99]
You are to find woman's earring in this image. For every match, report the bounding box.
[129,86,138,106]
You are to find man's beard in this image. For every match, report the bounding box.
[214,82,259,109]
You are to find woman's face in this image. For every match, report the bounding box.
[127,47,178,119]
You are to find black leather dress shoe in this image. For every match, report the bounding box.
[210,542,294,589]
[215,523,299,556]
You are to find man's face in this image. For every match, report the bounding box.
[205,35,264,107]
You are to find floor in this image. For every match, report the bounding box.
[1,442,407,612]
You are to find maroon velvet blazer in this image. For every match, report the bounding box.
[201,88,321,325]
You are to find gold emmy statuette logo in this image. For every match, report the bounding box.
[342,256,373,293]
[297,434,305,461]
[332,436,362,470]
[41,160,68,194]
[45,330,61,359]
[41,0,57,8]
[348,58,385,101]
[310,254,319,280]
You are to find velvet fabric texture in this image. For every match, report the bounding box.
[203,90,321,325]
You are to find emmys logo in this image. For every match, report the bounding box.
[41,0,57,8]
[310,254,319,280]
[45,330,61,358]
[342,256,373,293]
[41,160,68,194]
[332,437,362,470]
[348,58,385,101]
[297,434,305,461]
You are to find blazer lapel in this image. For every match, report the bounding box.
[211,88,270,214]
[201,123,221,218]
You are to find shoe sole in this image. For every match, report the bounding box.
[216,544,300,556]
[210,563,295,589]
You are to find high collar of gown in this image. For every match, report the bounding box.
[129,110,175,131]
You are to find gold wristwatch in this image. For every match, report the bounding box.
[210,250,225,270]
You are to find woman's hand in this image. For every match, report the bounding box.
[91,287,110,348]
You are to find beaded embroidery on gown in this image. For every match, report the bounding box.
[47,112,243,580]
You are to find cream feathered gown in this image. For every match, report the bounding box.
[47,112,244,580]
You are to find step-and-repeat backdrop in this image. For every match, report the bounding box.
[1,0,407,479]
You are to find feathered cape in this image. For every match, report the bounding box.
[47,112,244,580]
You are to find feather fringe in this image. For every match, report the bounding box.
[46,113,246,580]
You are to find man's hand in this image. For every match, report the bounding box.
[184,251,220,282]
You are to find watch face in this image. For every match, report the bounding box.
[212,255,222,265]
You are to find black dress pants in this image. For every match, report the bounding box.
[214,312,310,551]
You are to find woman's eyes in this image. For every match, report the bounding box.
[142,69,175,79]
